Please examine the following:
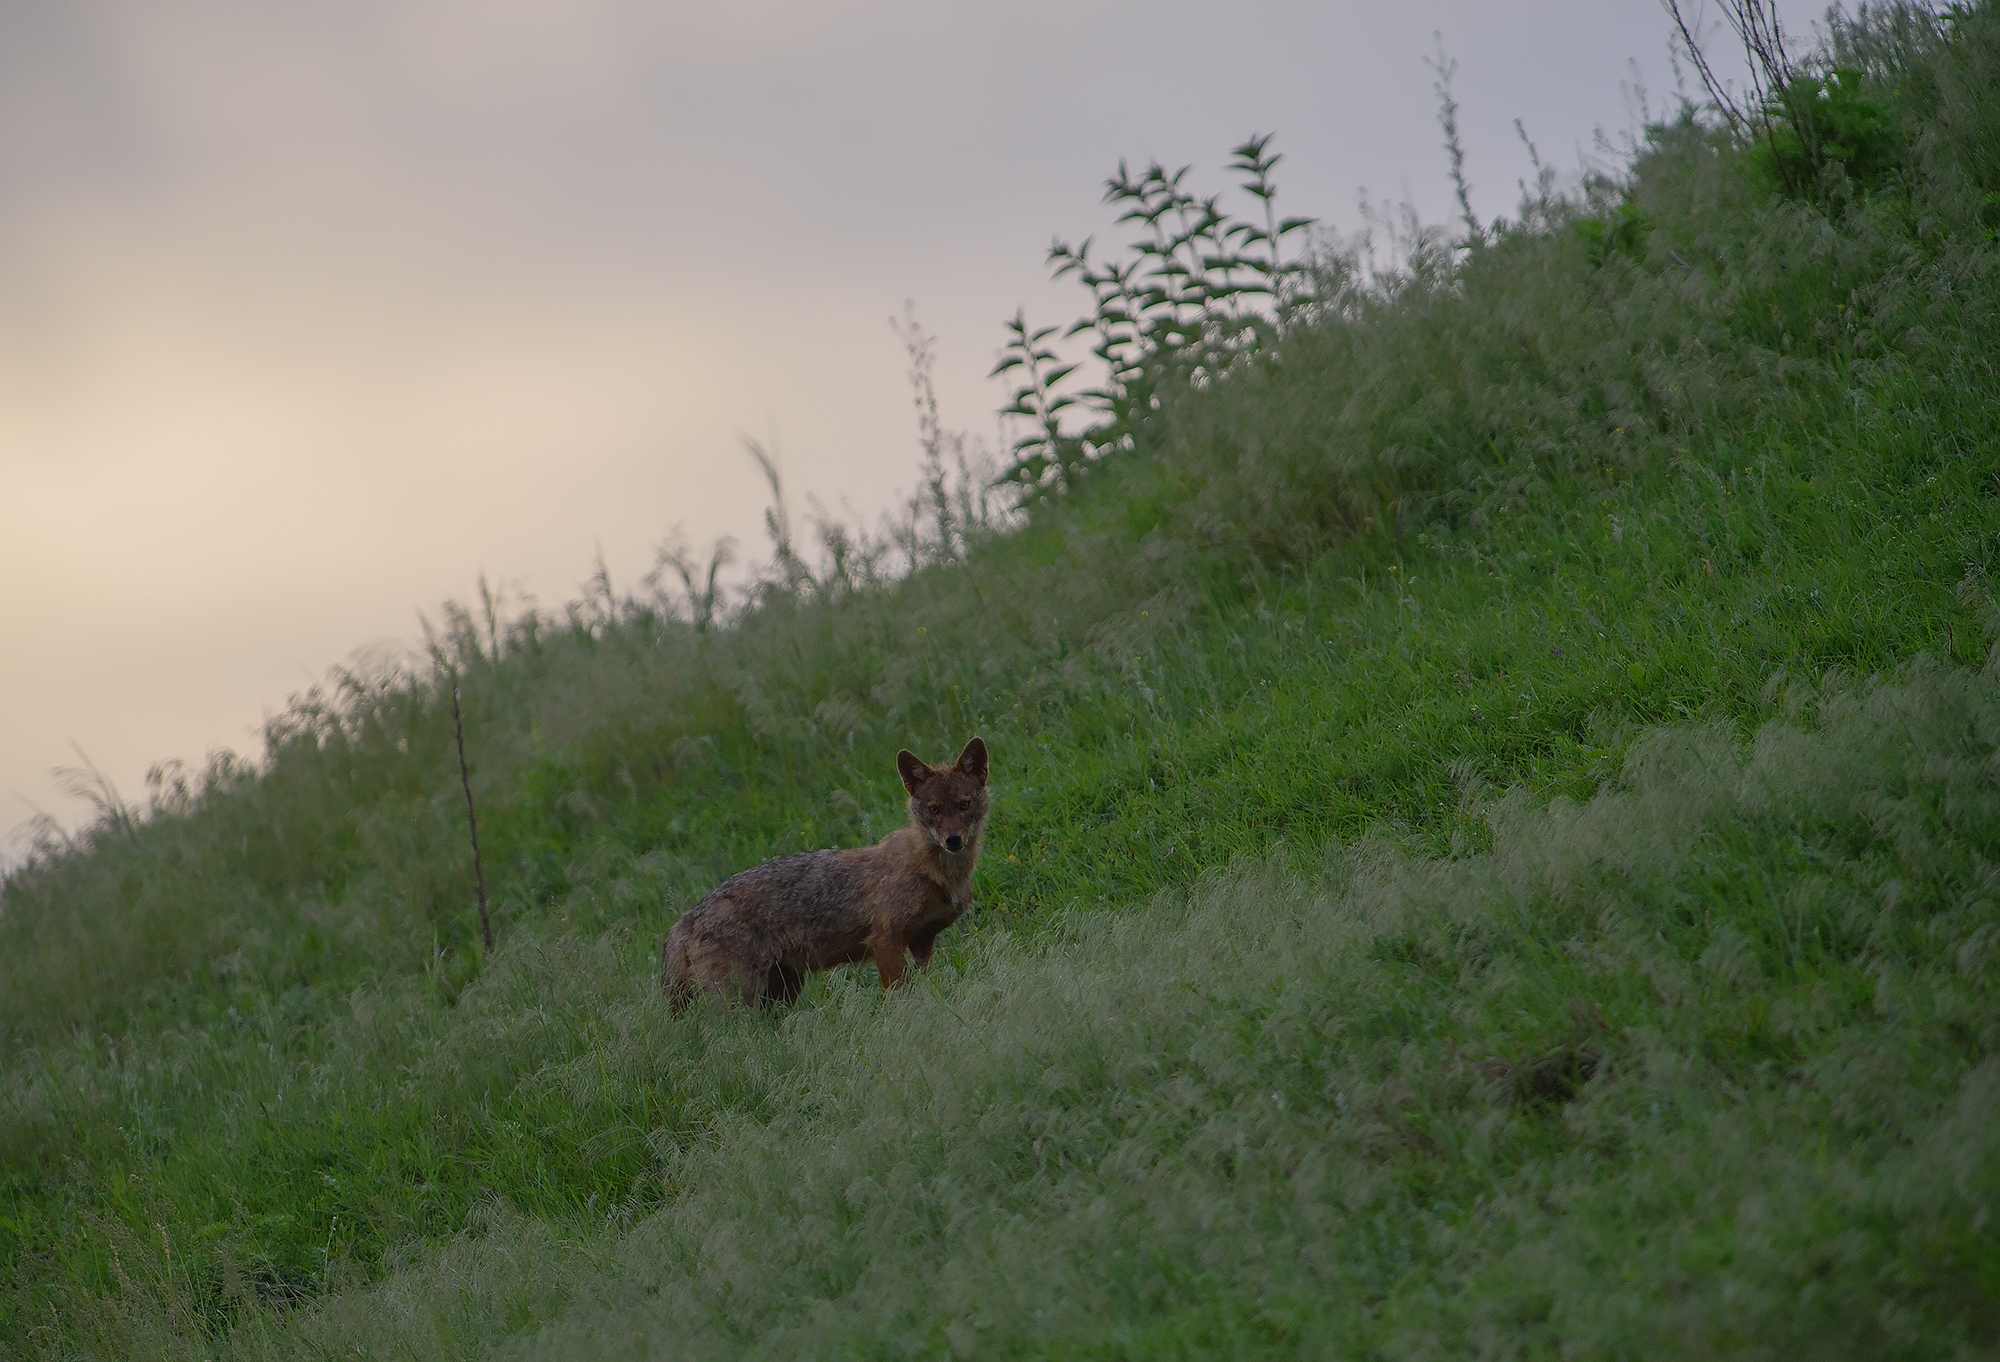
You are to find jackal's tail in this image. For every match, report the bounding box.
[660,933,696,1014]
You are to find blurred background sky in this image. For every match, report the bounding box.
[2,0,1819,848]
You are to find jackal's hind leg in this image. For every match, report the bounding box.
[728,962,771,1008]
[661,937,697,1013]
[767,962,807,1004]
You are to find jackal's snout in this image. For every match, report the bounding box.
[944,832,964,852]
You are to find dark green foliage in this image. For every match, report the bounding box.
[1748,68,1904,196]
[1573,202,1652,266]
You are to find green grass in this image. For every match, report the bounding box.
[5,5,2000,1355]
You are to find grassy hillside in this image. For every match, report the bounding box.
[5,5,2000,1356]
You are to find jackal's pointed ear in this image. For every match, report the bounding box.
[896,749,931,794]
[955,736,989,786]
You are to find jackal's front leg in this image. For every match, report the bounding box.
[870,937,908,989]
[908,929,939,970]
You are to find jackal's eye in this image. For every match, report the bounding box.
[956,799,971,811]
[927,802,941,814]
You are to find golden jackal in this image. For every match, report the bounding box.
[661,737,990,1008]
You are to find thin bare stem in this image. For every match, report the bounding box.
[1664,0,1754,138]
[451,678,493,952]
[1429,38,1483,247]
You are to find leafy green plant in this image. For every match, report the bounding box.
[1748,67,1904,194]
[993,135,1314,500]
[1573,202,1654,266]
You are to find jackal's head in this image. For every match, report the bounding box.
[897,737,990,855]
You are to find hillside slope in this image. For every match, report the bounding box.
[5,6,2000,1356]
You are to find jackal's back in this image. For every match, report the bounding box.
[688,848,874,953]
[661,848,878,1005]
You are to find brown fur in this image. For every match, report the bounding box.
[661,737,990,1009]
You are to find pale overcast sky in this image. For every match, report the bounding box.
[2,1,1822,845]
